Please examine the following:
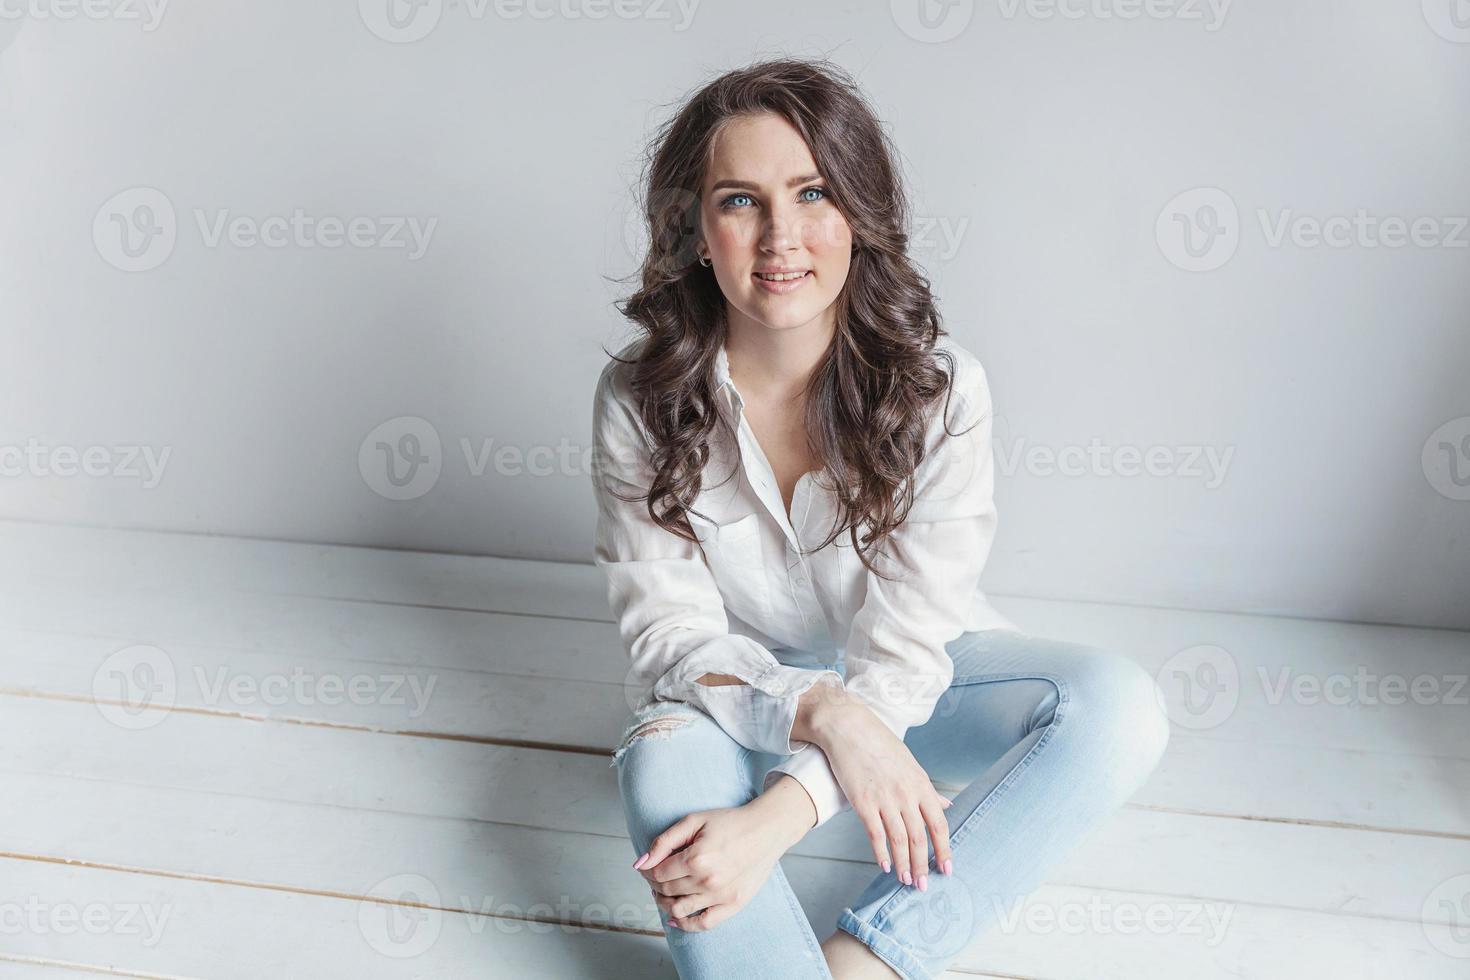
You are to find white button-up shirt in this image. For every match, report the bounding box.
[591,333,1016,828]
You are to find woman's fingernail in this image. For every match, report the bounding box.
[942,798,953,808]
[632,852,649,870]
[900,870,911,885]
[880,859,891,874]
[918,875,928,892]
[667,920,681,930]
[942,859,954,876]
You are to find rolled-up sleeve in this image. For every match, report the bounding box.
[761,360,1000,828]
[591,362,842,759]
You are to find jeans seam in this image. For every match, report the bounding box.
[770,860,833,977]
[866,671,1070,933]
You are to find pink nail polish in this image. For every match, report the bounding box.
[918,875,928,892]
[880,859,891,874]
[667,920,681,930]
[942,859,953,876]
[633,852,648,869]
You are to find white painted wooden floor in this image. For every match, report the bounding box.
[0,518,1466,979]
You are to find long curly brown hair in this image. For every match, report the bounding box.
[603,56,975,581]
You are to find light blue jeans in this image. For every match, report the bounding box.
[612,627,1171,980]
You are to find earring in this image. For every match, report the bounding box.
[699,253,712,267]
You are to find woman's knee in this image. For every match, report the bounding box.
[1062,647,1172,773]
[612,703,750,843]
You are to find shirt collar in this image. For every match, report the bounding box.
[713,339,745,419]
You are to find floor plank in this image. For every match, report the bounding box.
[3,519,1468,977]
[2,767,1463,978]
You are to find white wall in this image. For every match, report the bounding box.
[2,1,1467,628]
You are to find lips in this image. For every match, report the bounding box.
[750,269,813,295]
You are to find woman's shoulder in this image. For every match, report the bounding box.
[593,337,649,409]
[930,332,994,426]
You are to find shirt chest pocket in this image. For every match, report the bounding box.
[687,511,773,625]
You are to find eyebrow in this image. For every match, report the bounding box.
[709,173,823,193]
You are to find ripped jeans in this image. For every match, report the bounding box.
[610,628,1171,980]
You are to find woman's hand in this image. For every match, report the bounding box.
[798,690,954,890]
[632,778,812,932]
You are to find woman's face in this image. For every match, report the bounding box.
[699,112,853,335]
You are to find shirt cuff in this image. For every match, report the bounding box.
[686,664,843,758]
[762,743,849,829]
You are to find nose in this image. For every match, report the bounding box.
[759,200,804,255]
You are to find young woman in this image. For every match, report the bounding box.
[590,58,1170,980]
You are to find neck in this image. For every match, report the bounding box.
[725,313,835,403]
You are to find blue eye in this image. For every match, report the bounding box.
[717,187,829,210]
